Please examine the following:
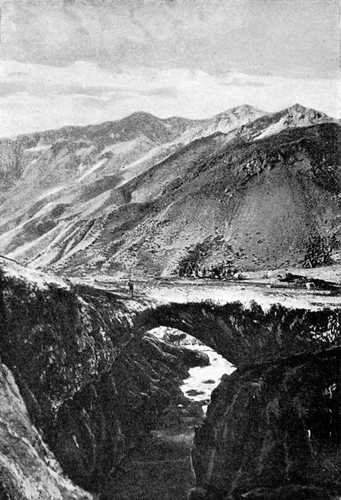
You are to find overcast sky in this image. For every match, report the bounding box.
[0,0,339,136]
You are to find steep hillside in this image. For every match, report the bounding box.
[0,105,264,262]
[0,105,338,277]
[0,105,264,198]
[102,122,340,276]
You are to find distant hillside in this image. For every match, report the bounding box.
[0,105,339,277]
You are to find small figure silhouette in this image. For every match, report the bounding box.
[128,279,134,298]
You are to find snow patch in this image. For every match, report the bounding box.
[77,190,111,218]
[101,138,145,156]
[254,117,288,140]
[25,144,51,153]
[78,158,107,181]
[37,186,65,201]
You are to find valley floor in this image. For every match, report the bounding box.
[75,270,341,312]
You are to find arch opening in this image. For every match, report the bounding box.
[120,300,341,499]
[148,326,235,412]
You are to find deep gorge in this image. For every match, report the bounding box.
[0,262,340,499]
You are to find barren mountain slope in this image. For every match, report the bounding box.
[0,106,264,263]
[0,105,338,277]
[81,122,340,276]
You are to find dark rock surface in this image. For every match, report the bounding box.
[0,264,205,497]
[279,272,341,291]
[0,258,340,499]
[190,348,341,499]
[0,360,91,499]
[143,300,341,366]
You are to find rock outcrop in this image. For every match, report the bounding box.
[0,258,340,499]
[0,261,207,497]
[140,300,341,367]
[0,361,91,500]
[190,348,341,499]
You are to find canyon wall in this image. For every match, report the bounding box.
[0,361,92,500]
[0,259,340,499]
[190,347,341,499]
[0,263,206,497]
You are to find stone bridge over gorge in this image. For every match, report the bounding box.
[120,291,341,499]
[1,261,341,499]
[126,295,341,368]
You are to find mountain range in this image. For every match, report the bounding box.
[0,103,339,277]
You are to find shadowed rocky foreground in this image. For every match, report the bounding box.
[190,347,341,500]
[0,258,340,499]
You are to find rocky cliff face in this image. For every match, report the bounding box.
[190,348,341,499]
[0,361,91,500]
[142,300,341,367]
[0,259,207,497]
[1,258,340,499]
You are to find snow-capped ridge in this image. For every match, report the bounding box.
[253,104,334,141]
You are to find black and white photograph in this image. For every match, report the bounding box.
[0,1,340,499]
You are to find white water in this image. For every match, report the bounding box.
[149,327,235,414]
[180,345,235,413]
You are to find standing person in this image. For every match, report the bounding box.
[128,279,134,298]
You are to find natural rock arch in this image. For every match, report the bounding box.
[131,300,341,368]
[128,299,341,499]
[1,267,340,499]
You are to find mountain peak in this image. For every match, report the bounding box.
[288,103,308,112]
[212,105,266,124]
[285,103,330,119]
[233,104,261,112]
[124,111,159,122]
[251,103,334,142]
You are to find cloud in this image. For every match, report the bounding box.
[55,85,118,97]
[137,87,178,99]
[0,61,180,101]
[7,71,29,78]
[0,0,337,78]
[0,81,26,96]
[0,1,336,137]
[221,78,266,88]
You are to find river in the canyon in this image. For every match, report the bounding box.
[180,345,235,412]
[107,330,236,498]
[150,327,235,412]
